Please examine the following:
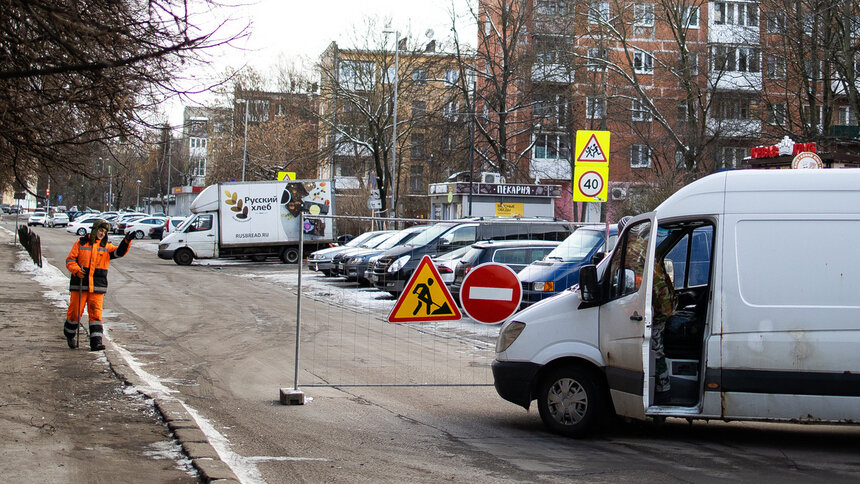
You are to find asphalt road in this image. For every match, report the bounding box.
[20,219,860,483]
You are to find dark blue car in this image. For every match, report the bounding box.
[518,224,618,308]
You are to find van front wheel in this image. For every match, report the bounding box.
[174,248,194,266]
[537,364,604,438]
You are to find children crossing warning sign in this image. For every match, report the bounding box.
[575,130,610,163]
[388,256,462,323]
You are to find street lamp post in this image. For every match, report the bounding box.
[136,179,141,211]
[242,99,249,181]
[108,164,113,211]
[382,28,399,219]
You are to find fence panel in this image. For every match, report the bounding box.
[293,214,603,388]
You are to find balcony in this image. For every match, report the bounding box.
[706,118,761,138]
[531,63,573,84]
[710,71,762,91]
[529,158,571,181]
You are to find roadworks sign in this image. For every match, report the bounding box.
[388,256,462,323]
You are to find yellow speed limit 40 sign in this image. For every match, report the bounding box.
[573,162,608,202]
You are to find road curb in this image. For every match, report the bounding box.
[104,346,240,483]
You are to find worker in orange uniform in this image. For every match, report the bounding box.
[63,219,133,350]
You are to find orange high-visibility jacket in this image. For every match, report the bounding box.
[66,235,131,293]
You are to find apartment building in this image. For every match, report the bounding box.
[182,106,230,187]
[317,41,473,219]
[478,0,860,220]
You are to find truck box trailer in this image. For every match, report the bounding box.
[158,179,333,265]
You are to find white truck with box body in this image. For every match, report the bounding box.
[493,169,860,436]
[158,180,333,265]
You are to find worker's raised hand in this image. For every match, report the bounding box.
[124,231,135,242]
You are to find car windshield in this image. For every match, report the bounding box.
[544,229,605,262]
[406,223,455,246]
[361,232,394,248]
[376,226,428,250]
[345,231,383,247]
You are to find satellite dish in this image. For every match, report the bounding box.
[425,29,435,39]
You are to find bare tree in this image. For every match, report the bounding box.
[0,0,245,194]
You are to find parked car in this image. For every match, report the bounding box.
[517,224,618,309]
[430,245,472,285]
[149,217,187,239]
[112,213,147,234]
[47,212,70,227]
[124,216,168,239]
[66,214,104,236]
[330,231,397,277]
[371,218,572,296]
[341,225,429,284]
[27,211,48,226]
[308,230,392,276]
[0,203,10,213]
[450,240,561,306]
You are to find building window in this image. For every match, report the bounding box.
[534,93,569,126]
[409,165,424,192]
[634,51,654,73]
[838,106,857,125]
[274,103,287,117]
[412,69,428,85]
[537,0,568,15]
[766,12,785,34]
[589,1,609,24]
[804,59,821,80]
[766,56,786,79]
[712,46,760,73]
[383,66,396,85]
[587,47,608,71]
[713,96,752,120]
[339,60,374,91]
[411,133,426,159]
[534,133,570,160]
[632,99,652,121]
[720,146,747,168]
[683,6,699,28]
[767,103,786,125]
[713,2,758,27]
[586,96,605,119]
[484,13,492,35]
[630,144,651,168]
[634,4,655,26]
[444,69,459,85]
[412,100,426,121]
[442,135,457,151]
[443,101,460,121]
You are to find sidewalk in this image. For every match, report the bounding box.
[0,235,203,483]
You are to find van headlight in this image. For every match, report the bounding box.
[532,281,554,292]
[496,321,526,352]
[387,255,410,273]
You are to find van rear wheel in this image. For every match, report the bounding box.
[537,364,604,438]
[173,248,194,266]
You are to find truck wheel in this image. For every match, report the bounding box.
[537,364,604,438]
[173,248,194,266]
[280,248,299,264]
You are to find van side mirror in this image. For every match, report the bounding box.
[579,264,599,303]
[591,252,606,265]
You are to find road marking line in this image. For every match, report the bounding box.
[469,286,513,301]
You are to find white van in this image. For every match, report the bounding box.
[493,169,860,437]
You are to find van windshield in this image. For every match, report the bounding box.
[406,223,455,246]
[544,229,604,262]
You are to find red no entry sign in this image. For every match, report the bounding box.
[459,263,522,324]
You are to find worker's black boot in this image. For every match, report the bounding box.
[89,322,105,351]
[63,320,78,349]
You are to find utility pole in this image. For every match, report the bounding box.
[242,98,249,181]
[108,164,113,211]
[382,29,400,219]
[166,135,172,217]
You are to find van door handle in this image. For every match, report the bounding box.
[630,311,643,321]
[207,234,214,237]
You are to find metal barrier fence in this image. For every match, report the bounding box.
[291,214,604,389]
[17,225,42,268]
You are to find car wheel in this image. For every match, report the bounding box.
[77,228,87,236]
[173,248,193,266]
[134,230,144,239]
[537,364,604,438]
[280,247,300,264]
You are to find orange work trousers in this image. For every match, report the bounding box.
[67,291,104,323]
